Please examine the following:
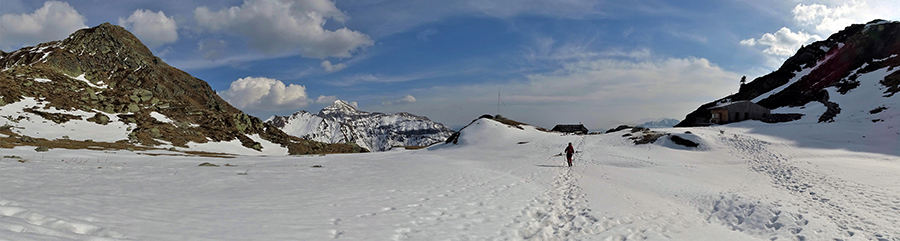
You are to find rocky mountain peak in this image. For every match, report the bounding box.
[62,23,154,62]
[677,19,899,127]
[1,23,364,155]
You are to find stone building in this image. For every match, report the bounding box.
[708,101,770,124]
[551,124,589,134]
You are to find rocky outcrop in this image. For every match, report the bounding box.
[267,100,453,151]
[0,23,362,155]
[677,20,900,126]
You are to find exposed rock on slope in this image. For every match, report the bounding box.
[267,100,453,151]
[0,23,361,155]
[677,20,899,126]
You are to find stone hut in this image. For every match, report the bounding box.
[551,124,589,134]
[708,101,770,124]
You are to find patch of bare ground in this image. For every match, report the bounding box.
[0,127,238,158]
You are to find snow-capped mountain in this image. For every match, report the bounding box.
[678,19,899,127]
[636,118,680,128]
[267,100,453,151]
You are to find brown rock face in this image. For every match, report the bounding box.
[0,23,365,154]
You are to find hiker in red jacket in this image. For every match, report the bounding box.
[565,142,575,167]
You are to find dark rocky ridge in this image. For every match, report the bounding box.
[0,23,361,155]
[677,20,900,127]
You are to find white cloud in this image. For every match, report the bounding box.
[320,60,347,73]
[398,54,741,129]
[332,71,444,86]
[399,95,417,103]
[219,76,310,112]
[742,27,821,57]
[198,39,228,60]
[416,28,437,41]
[741,0,899,62]
[517,57,739,103]
[738,0,900,68]
[194,0,373,58]
[118,9,178,48]
[315,95,338,104]
[0,1,86,49]
[792,0,900,35]
[792,1,863,34]
[382,95,417,106]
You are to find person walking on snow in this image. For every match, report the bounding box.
[564,142,575,167]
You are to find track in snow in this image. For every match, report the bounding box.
[721,133,900,241]
[510,167,602,240]
[0,199,125,240]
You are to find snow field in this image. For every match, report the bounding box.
[0,97,135,142]
[1,118,898,240]
[1,98,289,155]
[177,134,289,156]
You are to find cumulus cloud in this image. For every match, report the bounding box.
[0,1,86,49]
[382,95,417,106]
[740,27,821,56]
[194,0,373,58]
[315,95,338,104]
[118,9,178,48]
[516,57,738,103]
[742,0,899,62]
[739,38,756,46]
[219,77,310,112]
[321,60,347,73]
[792,2,863,34]
[392,54,741,130]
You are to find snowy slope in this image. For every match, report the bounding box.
[0,97,134,142]
[2,118,898,240]
[0,97,289,156]
[1,23,358,156]
[679,20,900,127]
[267,100,453,152]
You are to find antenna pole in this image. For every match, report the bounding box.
[497,87,500,115]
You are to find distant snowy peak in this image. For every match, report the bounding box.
[637,118,680,128]
[319,100,361,117]
[266,110,313,128]
[268,100,453,152]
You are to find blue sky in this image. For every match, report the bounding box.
[2,0,898,130]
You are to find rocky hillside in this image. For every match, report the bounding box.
[0,23,362,155]
[267,100,453,151]
[677,20,899,127]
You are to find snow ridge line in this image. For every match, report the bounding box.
[722,133,900,240]
[512,167,601,240]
